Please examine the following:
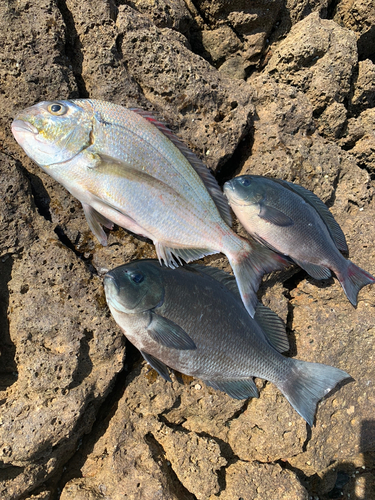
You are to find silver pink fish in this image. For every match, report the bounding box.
[12,99,288,317]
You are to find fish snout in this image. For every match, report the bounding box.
[223,180,235,197]
[223,179,246,205]
[103,273,121,304]
[11,119,39,137]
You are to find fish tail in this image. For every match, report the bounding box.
[337,260,375,306]
[227,238,289,318]
[279,359,351,426]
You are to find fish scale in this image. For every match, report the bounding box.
[104,260,351,426]
[12,98,289,317]
[224,175,375,306]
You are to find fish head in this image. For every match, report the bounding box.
[104,261,164,314]
[11,100,94,167]
[224,175,265,207]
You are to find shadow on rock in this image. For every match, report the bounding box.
[68,329,94,390]
[0,256,17,392]
[308,420,375,499]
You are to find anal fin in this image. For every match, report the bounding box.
[204,378,259,399]
[293,259,332,280]
[155,242,216,268]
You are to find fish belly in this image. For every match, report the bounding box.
[48,154,228,252]
[239,204,338,266]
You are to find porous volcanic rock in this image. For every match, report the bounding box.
[266,12,358,116]
[333,0,375,61]
[1,0,375,499]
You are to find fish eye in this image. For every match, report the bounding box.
[130,272,145,284]
[48,103,67,116]
[241,177,251,187]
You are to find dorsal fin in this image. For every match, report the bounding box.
[253,303,289,353]
[130,108,232,227]
[189,264,289,352]
[273,178,348,253]
[188,264,241,299]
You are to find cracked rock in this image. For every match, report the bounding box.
[116,5,255,171]
[333,0,375,60]
[154,426,227,499]
[351,59,375,113]
[1,0,375,498]
[213,460,308,500]
[266,12,358,115]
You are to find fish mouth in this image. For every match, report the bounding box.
[223,181,247,206]
[223,181,234,197]
[104,273,136,313]
[11,119,39,135]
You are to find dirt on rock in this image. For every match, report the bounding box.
[0,1,374,499]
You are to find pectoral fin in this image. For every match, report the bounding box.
[82,202,114,246]
[147,313,197,350]
[259,203,294,227]
[87,152,171,190]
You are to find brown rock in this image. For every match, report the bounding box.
[200,26,242,63]
[116,5,255,171]
[0,0,77,119]
[242,74,372,207]
[1,0,375,498]
[218,56,248,80]
[334,0,375,60]
[0,229,125,497]
[62,0,144,104]
[126,0,194,33]
[212,461,308,500]
[59,364,196,499]
[195,0,283,65]
[266,12,358,114]
[351,59,375,113]
[228,382,307,462]
[341,109,375,174]
[155,427,227,499]
[0,154,36,257]
[317,102,347,139]
[285,0,329,25]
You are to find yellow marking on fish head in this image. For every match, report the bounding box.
[12,100,95,167]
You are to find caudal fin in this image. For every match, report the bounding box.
[228,238,289,317]
[279,359,352,426]
[337,260,375,306]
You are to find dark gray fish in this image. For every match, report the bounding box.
[224,175,374,306]
[104,260,351,426]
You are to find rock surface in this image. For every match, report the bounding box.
[0,1,374,499]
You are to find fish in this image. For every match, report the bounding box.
[104,259,351,426]
[224,175,375,306]
[11,99,289,318]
